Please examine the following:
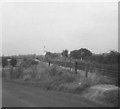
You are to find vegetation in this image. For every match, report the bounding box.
[70,48,92,60]
[2,56,8,68]
[70,49,119,66]
[10,57,17,67]
[2,48,119,80]
[61,49,68,58]
[45,52,60,59]
[90,51,119,65]
[2,48,119,107]
[2,55,118,106]
[21,58,38,68]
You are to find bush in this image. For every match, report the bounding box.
[63,74,76,83]
[9,67,23,79]
[49,65,58,76]
[65,72,113,94]
[81,72,112,87]
[2,70,6,78]
[31,64,113,93]
[21,58,38,68]
[37,65,77,91]
[103,89,119,106]
[10,58,17,67]
[2,57,8,68]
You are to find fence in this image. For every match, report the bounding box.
[41,59,119,85]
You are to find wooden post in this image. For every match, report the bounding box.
[70,56,71,71]
[85,64,89,78]
[85,69,88,78]
[65,57,67,67]
[48,61,50,67]
[75,61,77,74]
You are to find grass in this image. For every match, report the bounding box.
[50,58,119,79]
[84,72,113,85]
[4,60,115,89]
[2,59,119,107]
[102,89,119,106]
[3,60,119,107]
[4,62,118,102]
[28,63,114,94]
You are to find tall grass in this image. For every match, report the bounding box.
[3,60,117,98]
[50,59,118,79]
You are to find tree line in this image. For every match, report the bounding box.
[46,48,119,65]
[69,49,119,65]
[2,56,17,68]
[2,48,119,68]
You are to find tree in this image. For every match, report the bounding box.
[10,58,17,67]
[79,48,92,60]
[2,56,8,78]
[70,48,92,60]
[2,56,8,68]
[61,49,68,67]
[90,50,119,65]
[61,49,68,58]
[108,51,119,64]
[45,52,58,61]
[9,58,17,79]
[70,50,80,59]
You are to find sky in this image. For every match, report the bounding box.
[1,1,118,56]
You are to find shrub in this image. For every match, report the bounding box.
[103,89,119,106]
[2,69,6,78]
[9,67,23,79]
[63,74,76,83]
[49,65,58,76]
[81,72,112,87]
[21,58,38,68]
[10,58,17,67]
[37,65,77,91]
[67,72,113,94]
[2,57,8,68]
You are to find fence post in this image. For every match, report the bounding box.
[85,64,89,78]
[75,61,77,74]
[70,57,71,71]
[48,61,51,67]
[85,70,88,78]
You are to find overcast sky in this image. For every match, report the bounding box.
[2,1,118,56]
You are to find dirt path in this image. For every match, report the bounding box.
[2,80,104,107]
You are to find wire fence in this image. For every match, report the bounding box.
[41,59,119,84]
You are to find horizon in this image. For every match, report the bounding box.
[2,1,118,56]
[2,48,119,57]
